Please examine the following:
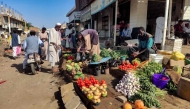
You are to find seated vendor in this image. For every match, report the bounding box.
[133,27,155,61]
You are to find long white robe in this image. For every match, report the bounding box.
[47,28,61,63]
[65,28,73,48]
[155,17,165,43]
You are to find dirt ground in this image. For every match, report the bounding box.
[0,44,63,109]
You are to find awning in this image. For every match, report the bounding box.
[68,11,81,23]
[91,0,116,15]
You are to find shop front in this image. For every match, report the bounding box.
[68,11,81,31]
[80,6,91,30]
[91,0,115,38]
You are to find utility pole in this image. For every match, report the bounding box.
[162,0,170,50]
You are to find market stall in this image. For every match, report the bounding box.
[60,46,190,109]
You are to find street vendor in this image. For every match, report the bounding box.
[133,27,155,61]
[77,29,100,55]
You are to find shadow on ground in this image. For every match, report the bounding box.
[54,90,65,109]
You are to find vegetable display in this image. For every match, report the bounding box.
[115,73,140,97]
[119,62,138,71]
[92,54,102,62]
[109,51,120,60]
[132,58,141,65]
[100,48,110,58]
[136,62,162,78]
[128,62,167,108]
[66,62,85,80]
[77,76,108,105]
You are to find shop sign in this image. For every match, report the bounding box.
[69,11,81,22]
[80,6,91,22]
[91,0,116,15]
[81,11,91,22]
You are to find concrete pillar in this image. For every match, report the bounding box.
[130,0,148,30]
[182,0,190,20]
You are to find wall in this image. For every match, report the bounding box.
[97,6,113,37]
[130,0,148,30]
[183,0,190,19]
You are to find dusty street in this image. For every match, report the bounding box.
[0,44,61,109]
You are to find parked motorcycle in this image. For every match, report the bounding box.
[26,52,42,75]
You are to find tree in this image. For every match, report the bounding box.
[26,22,33,29]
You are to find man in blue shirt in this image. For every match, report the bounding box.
[133,27,155,61]
[22,30,43,73]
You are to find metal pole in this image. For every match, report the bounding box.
[114,0,118,46]
[167,0,173,38]
[8,16,11,33]
[162,0,170,50]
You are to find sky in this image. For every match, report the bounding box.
[2,0,75,28]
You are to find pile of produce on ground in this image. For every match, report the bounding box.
[116,62,169,108]
[100,48,128,60]
[123,100,147,109]
[115,73,140,97]
[63,54,74,60]
[129,62,167,108]
[92,54,102,62]
[77,76,108,105]
[66,61,84,80]
[170,51,185,61]
[119,58,140,71]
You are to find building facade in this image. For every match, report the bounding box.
[67,0,189,37]
[0,3,25,34]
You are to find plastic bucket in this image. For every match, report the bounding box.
[152,73,170,89]
[105,68,110,74]
[94,70,101,76]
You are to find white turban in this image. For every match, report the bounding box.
[56,22,61,26]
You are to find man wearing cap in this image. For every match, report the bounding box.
[47,23,61,73]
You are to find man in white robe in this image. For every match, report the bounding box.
[47,23,61,73]
[155,17,165,43]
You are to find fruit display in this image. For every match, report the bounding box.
[77,76,108,105]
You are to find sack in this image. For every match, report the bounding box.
[76,53,81,61]
[16,46,21,55]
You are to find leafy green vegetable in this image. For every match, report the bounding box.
[109,51,119,60]
[131,62,166,108]
[92,54,102,62]
[100,48,110,58]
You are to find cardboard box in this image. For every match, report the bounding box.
[162,55,185,68]
[177,77,190,101]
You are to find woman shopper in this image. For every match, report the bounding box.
[38,27,48,60]
[133,27,156,61]
[77,29,100,55]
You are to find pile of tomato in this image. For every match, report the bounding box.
[77,76,106,88]
[119,62,139,71]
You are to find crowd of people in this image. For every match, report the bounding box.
[9,23,101,74]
